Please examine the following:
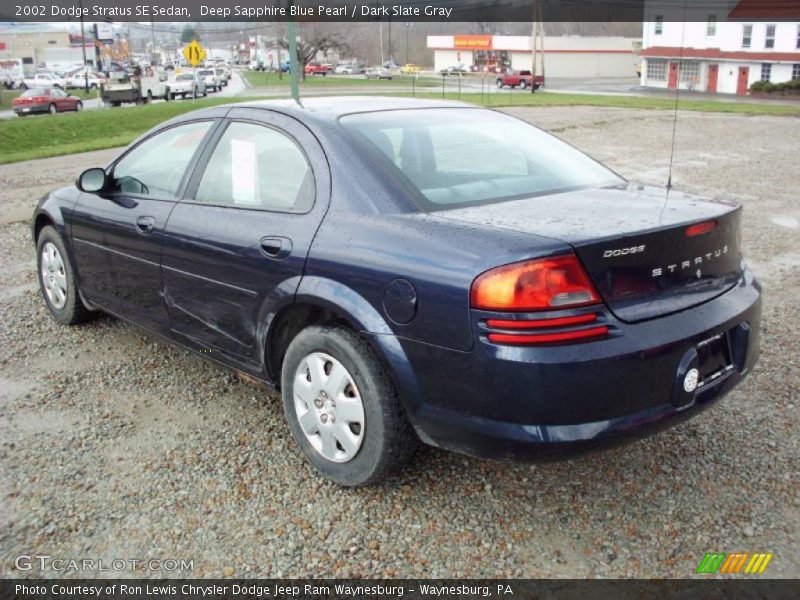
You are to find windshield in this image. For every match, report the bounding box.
[340,108,622,210]
[176,74,194,81]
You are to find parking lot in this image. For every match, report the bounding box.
[0,105,797,578]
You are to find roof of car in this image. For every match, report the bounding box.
[206,96,474,123]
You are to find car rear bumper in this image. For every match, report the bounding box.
[14,103,48,114]
[391,269,761,461]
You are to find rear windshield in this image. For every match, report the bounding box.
[176,74,194,81]
[22,88,48,97]
[340,108,622,210]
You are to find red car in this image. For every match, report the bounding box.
[304,62,330,76]
[496,70,544,90]
[13,87,83,116]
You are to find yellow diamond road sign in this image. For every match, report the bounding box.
[182,40,206,67]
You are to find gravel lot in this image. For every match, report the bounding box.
[0,106,797,579]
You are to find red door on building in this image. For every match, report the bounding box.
[707,64,719,93]
[668,61,679,89]
[736,66,749,95]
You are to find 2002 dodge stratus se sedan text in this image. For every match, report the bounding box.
[32,97,761,486]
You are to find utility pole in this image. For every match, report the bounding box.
[150,19,156,65]
[405,22,412,64]
[287,0,300,103]
[388,19,392,66]
[78,0,89,92]
[530,0,545,93]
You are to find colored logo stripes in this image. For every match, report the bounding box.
[696,552,773,574]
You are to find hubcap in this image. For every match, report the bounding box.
[41,242,67,309]
[293,352,365,463]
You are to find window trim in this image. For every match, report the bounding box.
[654,15,664,36]
[104,118,219,203]
[707,15,717,36]
[792,63,800,80]
[760,62,772,82]
[181,118,317,215]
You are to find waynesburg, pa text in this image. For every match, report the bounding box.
[15,583,513,598]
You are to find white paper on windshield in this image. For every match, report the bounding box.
[230,139,258,205]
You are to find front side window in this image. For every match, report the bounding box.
[743,24,753,48]
[194,122,315,213]
[110,121,213,198]
[654,16,663,35]
[341,108,621,210]
[761,63,772,82]
[646,58,668,80]
[765,24,776,48]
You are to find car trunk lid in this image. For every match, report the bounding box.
[437,184,743,323]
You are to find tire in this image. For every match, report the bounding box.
[182,93,187,99]
[75,101,82,112]
[145,91,152,104]
[202,89,207,97]
[520,80,527,90]
[281,325,418,486]
[36,225,90,326]
[48,103,57,114]
[496,79,503,88]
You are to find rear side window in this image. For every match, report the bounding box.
[110,121,213,198]
[194,121,315,213]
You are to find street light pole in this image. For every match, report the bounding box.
[78,0,89,92]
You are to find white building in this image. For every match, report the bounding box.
[640,6,800,94]
[427,35,640,78]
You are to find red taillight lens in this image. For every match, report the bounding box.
[685,220,717,237]
[488,326,609,345]
[470,255,601,311]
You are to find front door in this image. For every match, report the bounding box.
[737,66,750,95]
[707,64,719,93]
[161,108,330,371]
[70,120,216,330]
[668,61,679,89]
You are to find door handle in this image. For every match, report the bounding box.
[136,216,156,233]
[259,236,293,259]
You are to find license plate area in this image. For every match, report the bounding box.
[696,332,733,389]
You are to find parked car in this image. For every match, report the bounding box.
[364,67,392,80]
[169,73,207,99]
[400,63,421,75]
[439,65,468,76]
[21,73,65,90]
[496,70,543,90]
[334,64,354,75]
[248,60,265,71]
[196,69,220,92]
[66,71,106,89]
[13,87,82,116]
[280,60,291,73]
[304,62,330,76]
[31,97,761,487]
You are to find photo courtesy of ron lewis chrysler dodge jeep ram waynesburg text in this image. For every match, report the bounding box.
[32,97,760,486]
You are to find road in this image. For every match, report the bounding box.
[0,70,247,120]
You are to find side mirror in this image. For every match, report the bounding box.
[77,168,106,193]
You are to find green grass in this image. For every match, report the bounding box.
[404,90,800,116]
[0,88,98,109]
[2,89,797,164]
[0,96,262,164]
[243,71,440,88]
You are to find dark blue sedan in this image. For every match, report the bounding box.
[32,97,761,486]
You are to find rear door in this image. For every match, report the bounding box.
[70,119,218,330]
[161,108,330,369]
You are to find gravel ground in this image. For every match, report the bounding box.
[0,106,798,579]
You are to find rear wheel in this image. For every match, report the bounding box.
[145,91,152,104]
[75,101,83,112]
[36,226,90,326]
[496,79,503,88]
[520,80,527,89]
[281,325,418,486]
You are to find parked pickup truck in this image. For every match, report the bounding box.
[22,73,65,90]
[304,62,331,76]
[496,70,543,90]
[102,74,170,106]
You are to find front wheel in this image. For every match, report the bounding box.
[520,80,527,89]
[48,103,57,114]
[75,101,83,112]
[36,226,90,325]
[281,325,418,486]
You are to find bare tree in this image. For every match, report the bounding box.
[279,24,350,80]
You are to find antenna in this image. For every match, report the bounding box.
[666,4,688,193]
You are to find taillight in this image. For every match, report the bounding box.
[470,254,601,312]
[685,220,717,237]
